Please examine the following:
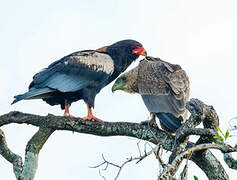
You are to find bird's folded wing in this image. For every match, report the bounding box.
[157,60,190,101]
[30,50,114,92]
[138,57,190,118]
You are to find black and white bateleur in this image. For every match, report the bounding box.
[12,39,147,121]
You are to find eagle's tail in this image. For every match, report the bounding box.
[11,88,54,104]
[155,113,182,133]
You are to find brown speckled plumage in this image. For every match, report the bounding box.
[138,57,190,119]
[112,56,190,132]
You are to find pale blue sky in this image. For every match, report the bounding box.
[1,0,237,179]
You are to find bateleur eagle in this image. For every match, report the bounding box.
[112,56,190,132]
[12,39,147,121]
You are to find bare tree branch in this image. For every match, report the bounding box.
[0,129,23,178]
[0,127,54,180]
[172,143,237,171]
[0,111,172,147]
[20,127,54,180]
[161,143,237,179]
[169,99,208,163]
[93,144,160,180]
[195,103,219,145]
[179,158,189,180]
[0,98,233,180]
[155,144,166,168]
[175,128,218,142]
[224,153,237,170]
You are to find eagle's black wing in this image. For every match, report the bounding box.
[12,50,114,104]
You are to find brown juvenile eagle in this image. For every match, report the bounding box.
[112,56,190,132]
[12,39,147,121]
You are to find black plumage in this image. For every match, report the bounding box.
[12,39,147,120]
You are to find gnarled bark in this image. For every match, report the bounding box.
[0,99,236,179]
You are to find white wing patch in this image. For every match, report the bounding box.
[71,51,114,75]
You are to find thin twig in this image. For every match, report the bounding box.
[179,152,192,180]
[137,140,142,157]
[99,169,106,180]
[114,157,133,180]
[92,144,161,180]
[155,144,165,168]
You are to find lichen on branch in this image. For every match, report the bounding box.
[0,99,236,180]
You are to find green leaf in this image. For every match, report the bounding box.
[225,130,230,140]
[217,127,225,137]
[194,176,199,180]
[214,135,224,142]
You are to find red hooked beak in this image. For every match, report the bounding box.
[132,46,147,56]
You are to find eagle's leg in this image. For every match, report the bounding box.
[150,113,156,124]
[140,113,157,127]
[64,100,74,117]
[83,104,101,122]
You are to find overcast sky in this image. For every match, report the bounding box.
[1,0,237,179]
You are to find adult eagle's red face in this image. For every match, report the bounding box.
[132,46,147,56]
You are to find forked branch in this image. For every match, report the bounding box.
[0,99,235,180]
